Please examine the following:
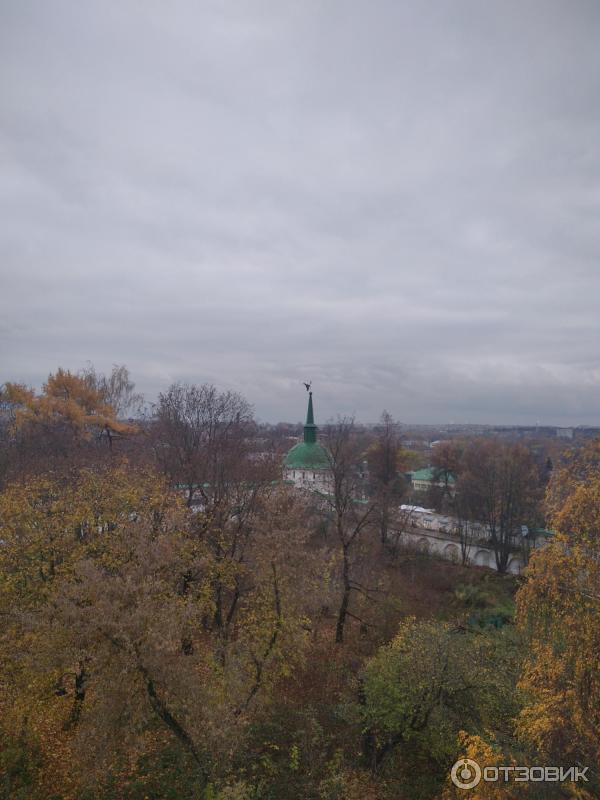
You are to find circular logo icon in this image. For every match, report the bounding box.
[451,758,482,789]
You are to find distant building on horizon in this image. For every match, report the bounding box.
[556,427,574,439]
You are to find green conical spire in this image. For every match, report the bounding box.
[304,391,317,444]
[284,388,329,471]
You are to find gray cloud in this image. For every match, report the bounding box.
[2,0,600,424]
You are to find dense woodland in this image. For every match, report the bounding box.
[0,367,598,799]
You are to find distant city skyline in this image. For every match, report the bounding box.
[4,369,596,430]
[2,2,600,425]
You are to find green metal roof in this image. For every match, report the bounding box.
[284,441,330,470]
[408,467,456,484]
[408,467,435,481]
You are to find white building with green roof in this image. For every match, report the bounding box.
[408,467,456,494]
[283,390,332,492]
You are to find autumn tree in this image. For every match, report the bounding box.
[385,504,419,558]
[515,440,600,786]
[361,618,520,795]
[0,392,13,489]
[458,440,541,573]
[0,465,179,797]
[431,440,463,509]
[453,489,477,566]
[0,467,313,798]
[366,411,407,544]
[0,368,137,483]
[433,442,472,565]
[152,382,255,506]
[80,362,144,418]
[322,416,376,644]
[440,732,522,800]
[151,383,285,655]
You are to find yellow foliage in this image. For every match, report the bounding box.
[0,470,313,797]
[440,731,524,799]
[3,367,136,440]
[515,445,600,772]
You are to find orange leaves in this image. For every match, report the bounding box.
[2,367,138,442]
[2,381,35,406]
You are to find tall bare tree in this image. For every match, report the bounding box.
[458,440,541,573]
[152,383,281,647]
[431,440,462,506]
[323,416,376,644]
[152,382,254,507]
[366,411,406,544]
[386,504,418,558]
[452,490,476,566]
[80,363,144,419]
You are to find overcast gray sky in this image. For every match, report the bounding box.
[2,1,600,425]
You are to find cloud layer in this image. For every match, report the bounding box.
[2,1,600,424]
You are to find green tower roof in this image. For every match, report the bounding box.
[284,391,330,470]
[284,441,330,470]
[303,391,317,443]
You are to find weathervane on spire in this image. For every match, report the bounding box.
[303,381,312,393]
